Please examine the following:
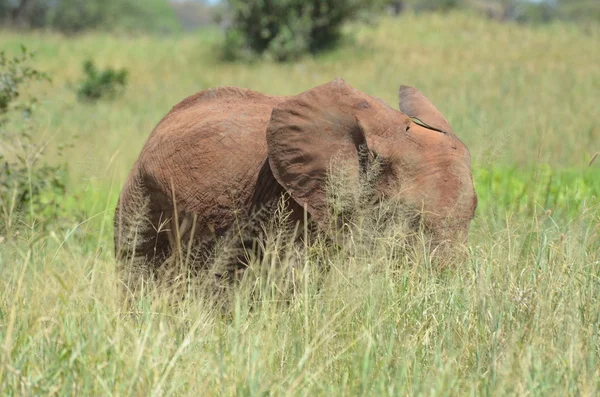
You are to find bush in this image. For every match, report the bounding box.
[558,0,600,23]
[49,0,181,34]
[222,0,384,62]
[0,0,181,34]
[0,146,70,231]
[0,45,49,122]
[0,47,71,235]
[514,2,558,23]
[407,0,463,12]
[76,60,128,102]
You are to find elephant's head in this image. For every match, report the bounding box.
[266,78,477,261]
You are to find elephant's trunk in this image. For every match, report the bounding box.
[397,154,477,265]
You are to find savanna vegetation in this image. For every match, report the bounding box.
[1,9,599,396]
[0,0,180,33]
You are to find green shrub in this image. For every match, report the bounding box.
[407,0,463,12]
[0,46,48,114]
[47,0,113,33]
[514,2,558,24]
[0,47,70,235]
[558,0,600,23]
[76,60,128,102]
[222,0,384,62]
[0,0,181,34]
[48,0,181,34]
[0,147,70,232]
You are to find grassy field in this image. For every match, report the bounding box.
[1,12,600,395]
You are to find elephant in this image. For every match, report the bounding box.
[114,78,477,290]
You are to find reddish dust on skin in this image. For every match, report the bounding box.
[115,78,477,271]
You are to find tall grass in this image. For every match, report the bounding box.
[1,189,598,395]
[1,12,599,396]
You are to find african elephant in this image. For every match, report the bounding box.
[114,78,477,288]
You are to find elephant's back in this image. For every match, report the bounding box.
[135,87,286,234]
[148,86,285,142]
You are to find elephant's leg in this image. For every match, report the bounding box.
[160,210,196,270]
[114,174,178,298]
[208,160,313,290]
[114,207,169,299]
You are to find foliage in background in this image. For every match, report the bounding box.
[472,0,558,24]
[77,60,128,102]
[0,0,180,34]
[0,47,70,236]
[0,46,46,114]
[219,0,600,62]
[405,0,463,12]
[556,0,600,24]
[1,0,599,36]
[401,0,600,24]
[222,0,385,61]
[171,0,222,31]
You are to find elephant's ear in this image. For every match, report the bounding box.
[266,78,370,227]
[398,85,454,135]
